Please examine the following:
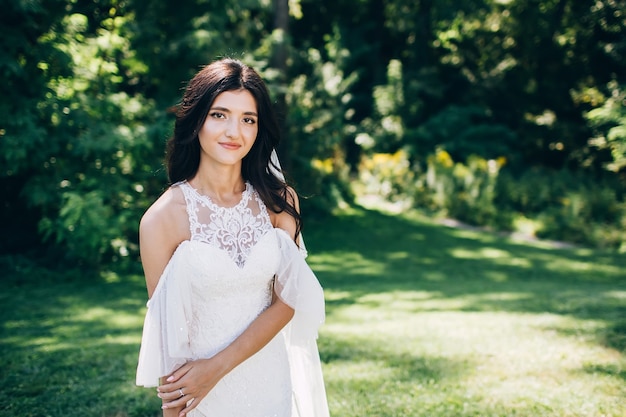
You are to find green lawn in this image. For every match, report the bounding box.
[1,206,625,416]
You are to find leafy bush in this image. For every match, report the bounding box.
[408,105,518,162]
[1,10,168,266]
[497,168,626,248]
[358,149,415,202]
[414,149,507,227]
[284,47,357,214]
[357,149,626,250]
[585,81,626,173]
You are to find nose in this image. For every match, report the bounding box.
[225,119,240,138]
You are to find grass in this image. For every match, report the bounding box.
[0,262,158,416]
[1,205,625,416]
[307,207,626,417]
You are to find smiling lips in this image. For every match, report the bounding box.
[219,142,241,150]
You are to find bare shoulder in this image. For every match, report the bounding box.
[140,185,189,297]
[140,186,188,242]
[271,185,300,239]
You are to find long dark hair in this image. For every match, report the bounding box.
[166,58,302,241]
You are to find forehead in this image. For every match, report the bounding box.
[212,89,257,112]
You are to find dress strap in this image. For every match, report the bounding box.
[177,181,202,239]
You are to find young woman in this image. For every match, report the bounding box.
[136,58,329,417]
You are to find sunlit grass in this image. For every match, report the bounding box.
[1,205,625,416]
[305,206,626,417]
[319,306,625,416]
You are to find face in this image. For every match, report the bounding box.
[197,89,259,169]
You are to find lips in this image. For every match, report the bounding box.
[219,142,241,150]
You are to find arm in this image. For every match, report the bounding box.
[140,188,189,297]
[158,294,295,416]
[139,189,189,416]
[140,216,174,299]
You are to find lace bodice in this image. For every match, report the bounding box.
[179,181,274,268]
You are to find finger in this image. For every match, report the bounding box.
[179,397,198,417]
[162,394,191,410]
[158,388,185,402]
[166,364,191,383]
[157,383,178,397]
[159,369,191,394]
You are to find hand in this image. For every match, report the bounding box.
[157,358,229,416]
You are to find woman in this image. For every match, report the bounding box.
[136,58,329,417]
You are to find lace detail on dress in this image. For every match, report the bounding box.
[179,181,274,268]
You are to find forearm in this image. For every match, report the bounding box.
[156,299,295,415]
[216,299,294,375]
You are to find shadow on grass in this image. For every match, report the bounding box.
[305,206,626,354]
[0,260,161,417]
[318,333,476,416]
[319,334,470,384]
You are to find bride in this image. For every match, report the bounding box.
[135,58,329,417]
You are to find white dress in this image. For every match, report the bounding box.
[136,181,329,417]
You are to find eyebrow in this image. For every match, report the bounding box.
[210,106,258,117]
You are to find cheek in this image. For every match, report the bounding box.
[200,118,217,134]
[246,126,259,143]
[196,122,210,141]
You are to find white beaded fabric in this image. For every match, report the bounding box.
[136,181,329,417]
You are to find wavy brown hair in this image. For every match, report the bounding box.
[165,58,301,241]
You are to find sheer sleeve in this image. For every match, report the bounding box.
[136,242,194,387]
[274,229,330,417]
[298,233,308,258]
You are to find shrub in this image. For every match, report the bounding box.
[415,150,506,227]
[357,149,626,250]
[358,149,415,202]
[497,168,626,248]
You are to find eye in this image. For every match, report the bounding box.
[210,112,226,119]
[243,117,257,125]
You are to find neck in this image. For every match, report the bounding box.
[189,164,246,204]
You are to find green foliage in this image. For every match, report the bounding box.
[0,0,67,177]
[427,0,626,170]
[586,81,626,173]
[358,149,415,202]
[366,59,406,152]
[358,148,626,249]
[415,150,506,227]
[409,105,518,161]
[1,0,273,264]
[27,9,163,264]
[285,45,358,212]
[2,0,626,264]
[496,168,626,248]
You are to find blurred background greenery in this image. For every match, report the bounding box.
[2,2,626,416]
[1,0,625,267]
